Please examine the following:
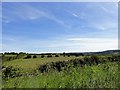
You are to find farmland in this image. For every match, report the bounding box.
[3,55,82,73]
[1,50,120,88]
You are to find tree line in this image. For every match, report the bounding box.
[39,55,120,73]
[1,52,84,61]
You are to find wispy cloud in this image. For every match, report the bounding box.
[2,36,118,53]
[99,3,118,15]
[67,37,117,42]
[2,2,118,53]
[72,13,79,17]
[2,3,46,22]
[3,3,69,28]
[65,3,117,31]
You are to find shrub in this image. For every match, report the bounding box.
[90,55,100,65]
[25,55,31,59]
[16,52,26,59]
[2,66,21,79]
[63,52,65,57]
[41,55,44,58]
[55,55,59,57]
[67,54,70,57]
[33,55,37,58]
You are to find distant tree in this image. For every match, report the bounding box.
[41,55,44,58]
[63,52,65,57]
[55,54,59,57]
[80,53,84,56]
[60,54,63,56]
[25,54,31,59]
[67,54,70,57]
[16,52,26,59]
[47,55,52,58]
[33,55,37,58]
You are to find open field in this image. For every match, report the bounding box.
[2,2,119,89]
[2,62,119,88]
[2,50,120,88]
[3,56,83,72]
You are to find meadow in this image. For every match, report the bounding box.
[2,62,119,88]
[1,50,120,88]
[3,55,82,73]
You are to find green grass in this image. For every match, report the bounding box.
[3,56,83,72]
[2,62,119,88]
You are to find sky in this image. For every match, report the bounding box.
[2,2,118,53]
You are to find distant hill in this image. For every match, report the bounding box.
[82,50,120,55]
[1,50,120,56]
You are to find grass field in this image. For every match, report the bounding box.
[2,53,119,88]
[2,62,119,88]
[3,56,83,73]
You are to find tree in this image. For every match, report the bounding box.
[47,55,52,58]
[55,54,59,57]
[63,52,65,57]
[16,52,26,59]
[41,55,44,58]
[33,55,37,58]
[25,54,31,59]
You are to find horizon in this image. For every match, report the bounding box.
[1,49,119,54]
[2,2,118,53]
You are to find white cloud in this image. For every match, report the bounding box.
[72,13,79,17]
[2,3,69,28]
[2,36,118,53]
[66,37,118,52]
[90,21,117,31]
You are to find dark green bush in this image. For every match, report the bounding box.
[2,66,21,79]
[55,55,59,57]
[33,55,37,58]
[25,55,31,59]
[41,55,44,58]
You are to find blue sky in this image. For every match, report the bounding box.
[2,2,118,53]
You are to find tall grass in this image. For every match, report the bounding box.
[2,62,119,88]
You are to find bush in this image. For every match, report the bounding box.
[25,55,31,59]
[33,55,37,58]
[63,52,65,57]
[2,55,16,61]
[90,55,100,65]
[55,55,59,57]
[67,54,70,57]
[16,52,26,59]
[41,55,44,58]
[2,66,21,79]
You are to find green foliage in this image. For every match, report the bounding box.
[2,55,16,61]
[90,55,100,65]
[47,55,52,58]
[25,55,31,59]
[55,54,59,57]
[63,52,65,57]
[2,66,21,79]
[16,52,26,59]
[38,55,111,73]
[2,52,120,88]
[41,55,44,58]
[2,62,119,88]
[33,55,37,58]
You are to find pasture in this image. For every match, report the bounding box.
[3,56,83,73]
[2,50,120,88]
[2,62,119,88]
